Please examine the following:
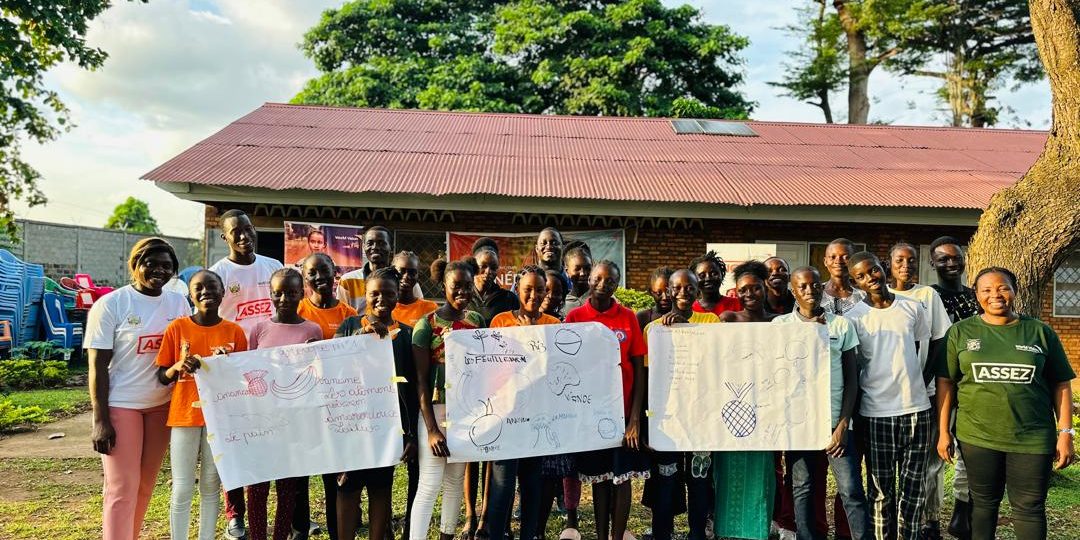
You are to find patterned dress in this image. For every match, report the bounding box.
[411,310,486,404]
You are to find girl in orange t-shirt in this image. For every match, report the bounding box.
[155,270,247,540]
[297,253,358,339]
[392,250,437,327]
[483,266,561,540]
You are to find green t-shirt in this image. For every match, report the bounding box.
[937,315,1075,454]
[411,310,486,404]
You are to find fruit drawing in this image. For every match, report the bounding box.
[469,398,503,447]
[597,417,618,439]
[546,362,581,396]
[532,421,560,448]
[722,382,757,438]
[243,370,269,397]
[271,365,318,400]
[553,329,582,356]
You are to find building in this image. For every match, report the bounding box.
[144,103,1079,379]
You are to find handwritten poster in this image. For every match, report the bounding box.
[443,322,625,462]
[194,336,403,490]
[647,322,831,451]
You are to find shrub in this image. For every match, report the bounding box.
[614,287,654,312]
[0,399,49,431]
[10,341,73,361]
[0,360,70,390]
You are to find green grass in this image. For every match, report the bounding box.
[0,456,1077,540]
[3,388,91,417]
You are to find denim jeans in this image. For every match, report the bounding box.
[516,458,543,540]
[650,452,712,540]
[790,437,870,540]
[485,460,518,540]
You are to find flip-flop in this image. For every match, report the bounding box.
[559,528,581,540]
[691,452,712,478]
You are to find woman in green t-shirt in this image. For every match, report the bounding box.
[935,267,1075,540]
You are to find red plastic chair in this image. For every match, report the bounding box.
[76,290,97,310]
[60,277,80,290]
[72,273,114,298]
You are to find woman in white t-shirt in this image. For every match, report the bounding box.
[85,238,192,540]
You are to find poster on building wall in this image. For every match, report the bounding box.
[443,322,625,462]
[647,321,831,451]
[705,243,777,295]
[284,221,364,274]
[447,229,626,288]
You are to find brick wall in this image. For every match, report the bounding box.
[1041,292,1080,392]
[1,219,200,287]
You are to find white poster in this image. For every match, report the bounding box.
[194,336,403,490]
[705,243,778,294]
[647,322,831,451]
[443,322,626,462]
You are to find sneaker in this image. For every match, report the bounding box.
[309,521,322,536]
[225,517,247,539]
[778,528,796,540]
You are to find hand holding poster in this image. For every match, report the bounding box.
[647,322,830,451]
[443,322,625,462]
[193,335,403,490]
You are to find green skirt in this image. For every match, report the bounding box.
[713,451,775,540]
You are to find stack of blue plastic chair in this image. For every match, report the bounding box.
[0,249,25,347]
[22,264,44,344]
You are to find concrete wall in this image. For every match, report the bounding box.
[0,219,200,287]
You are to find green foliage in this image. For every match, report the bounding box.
[0,360,70,390]
[769,1,846,123]
[104,196,160,234]
[671,98,750,120]
[11,340,72,361]
[887,0,1040,127]
[0,398,49,431]
[293,0,752,118]
[4,388,90,416]
[614,287,654,312]
[0,1,145,243]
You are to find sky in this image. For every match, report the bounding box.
[12,0,1052,238]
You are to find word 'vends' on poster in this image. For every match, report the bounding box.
[443,322,626,462]
[194,336,403,490]
[647,322,831,451]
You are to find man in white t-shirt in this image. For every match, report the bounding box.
[886,243,953,540]
[207,209,283,539]
[845,251,941,540]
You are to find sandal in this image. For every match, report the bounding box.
[559,528,581,540]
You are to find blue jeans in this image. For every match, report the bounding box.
[790,438,871,540]
[485,459,542,540]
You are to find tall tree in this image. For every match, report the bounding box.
[292,0,753,118]
[105,197,159,234]
[967,0,1080,315]
[0,1,139,242]
[770,1,846,123]
[889,0,1041,127]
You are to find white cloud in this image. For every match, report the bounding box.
[13,0,1053,238]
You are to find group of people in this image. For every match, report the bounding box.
[85,209,1075,540]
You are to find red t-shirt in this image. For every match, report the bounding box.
[692,296,742,316]
[565,300,646,415]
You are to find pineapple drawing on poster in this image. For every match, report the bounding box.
[646,322,832,451]
[443,322,627,462]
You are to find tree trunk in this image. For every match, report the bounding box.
[818,88,835,123]
[836,0,871,124]
[967,0,1080,316]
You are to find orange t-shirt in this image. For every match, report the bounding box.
[156,316,248,427]
[393,299,439,328]
[489,311,562,328]
[298,298,359,339]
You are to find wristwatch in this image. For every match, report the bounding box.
[1059,428,1076,435]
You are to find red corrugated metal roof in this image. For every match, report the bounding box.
[142,103,1047,209]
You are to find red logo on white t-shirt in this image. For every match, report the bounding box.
[236,299,272,320]
[137,334,164,354]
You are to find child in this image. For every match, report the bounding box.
[689,251,741,316]
[296,253,359,540]
[334,267,420,540]
[637,266,674,329]
[846,252,937,540]
[773,266,870,540]
[541,268,568,319]
[483,266,562,540]
[245,268,323,540]
[561,245,592,317]
[392,251,438,327]
[565,260,648,540]
[468,247,520,325]
[155,270,248,540]
[643,269,720,540]
[410,259,486,540]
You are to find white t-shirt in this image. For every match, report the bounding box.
[845,295,932,418]
[208,255,283,339]
[890,284,952,396]
[83,285,192,409]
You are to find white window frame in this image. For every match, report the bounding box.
[1052,248,1080,318]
